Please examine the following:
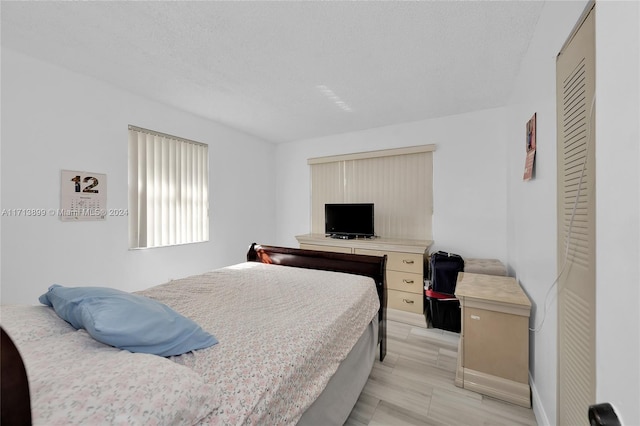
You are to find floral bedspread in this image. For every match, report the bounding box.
[137,262,380,425]
[0,305,219,425]
[0,262,379,425]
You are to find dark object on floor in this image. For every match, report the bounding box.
[425,289,461,333]
[588,403,622,426]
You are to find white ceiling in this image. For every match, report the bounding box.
[1,1,545,143]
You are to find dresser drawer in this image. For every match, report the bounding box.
[354,249,424,274]
[387,270,423,294]
[354,248,386,257]
[387,252,424,274]
[388,289,423,314]
[300,243,353,254]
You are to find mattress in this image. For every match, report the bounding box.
[137,261,380,425]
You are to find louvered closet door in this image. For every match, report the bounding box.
[556,5,596,425]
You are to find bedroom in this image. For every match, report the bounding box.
[1,1,638,425]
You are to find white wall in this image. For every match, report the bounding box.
[1,48,277,305]
[506,1,640,425]
[594,1,640,424]
[274,108,509,262]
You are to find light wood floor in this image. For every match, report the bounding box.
[344,319,538,426]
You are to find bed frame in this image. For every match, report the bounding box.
[1,328,32,424]
[247,243,387,361]
[0,243,387,424]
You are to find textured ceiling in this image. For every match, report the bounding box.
[1,1,544,143]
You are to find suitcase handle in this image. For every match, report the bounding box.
[402,299,415,304]
[403,259,414,264]
[402,279,415,284]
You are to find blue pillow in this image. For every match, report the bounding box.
[39,285,218,356]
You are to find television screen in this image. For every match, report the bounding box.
[325,203,374,238]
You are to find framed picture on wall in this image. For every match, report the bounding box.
[60,170,107,221]
[523,113,536,181]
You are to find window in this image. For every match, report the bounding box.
[309,145,435,241]
[128,125,209,249]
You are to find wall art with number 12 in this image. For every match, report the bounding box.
[60,170,107,221]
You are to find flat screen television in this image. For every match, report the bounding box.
[325,203,375,239]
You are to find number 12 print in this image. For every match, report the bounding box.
[60,170,107,221]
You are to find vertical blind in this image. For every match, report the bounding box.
[129,126,209,249]
[309,145,434,240]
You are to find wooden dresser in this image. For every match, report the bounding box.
[296,234,431,315]
[454,272,532,407]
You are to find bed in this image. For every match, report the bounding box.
[0,243,387,425]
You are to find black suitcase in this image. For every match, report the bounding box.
[429,251,464,295]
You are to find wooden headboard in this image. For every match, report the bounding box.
[247,243,387,361]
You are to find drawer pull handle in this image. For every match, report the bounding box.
[403,279,415,284]
[402,299,415,304]
[403,260,414,264]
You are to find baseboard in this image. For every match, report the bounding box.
[530,372,551,426]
